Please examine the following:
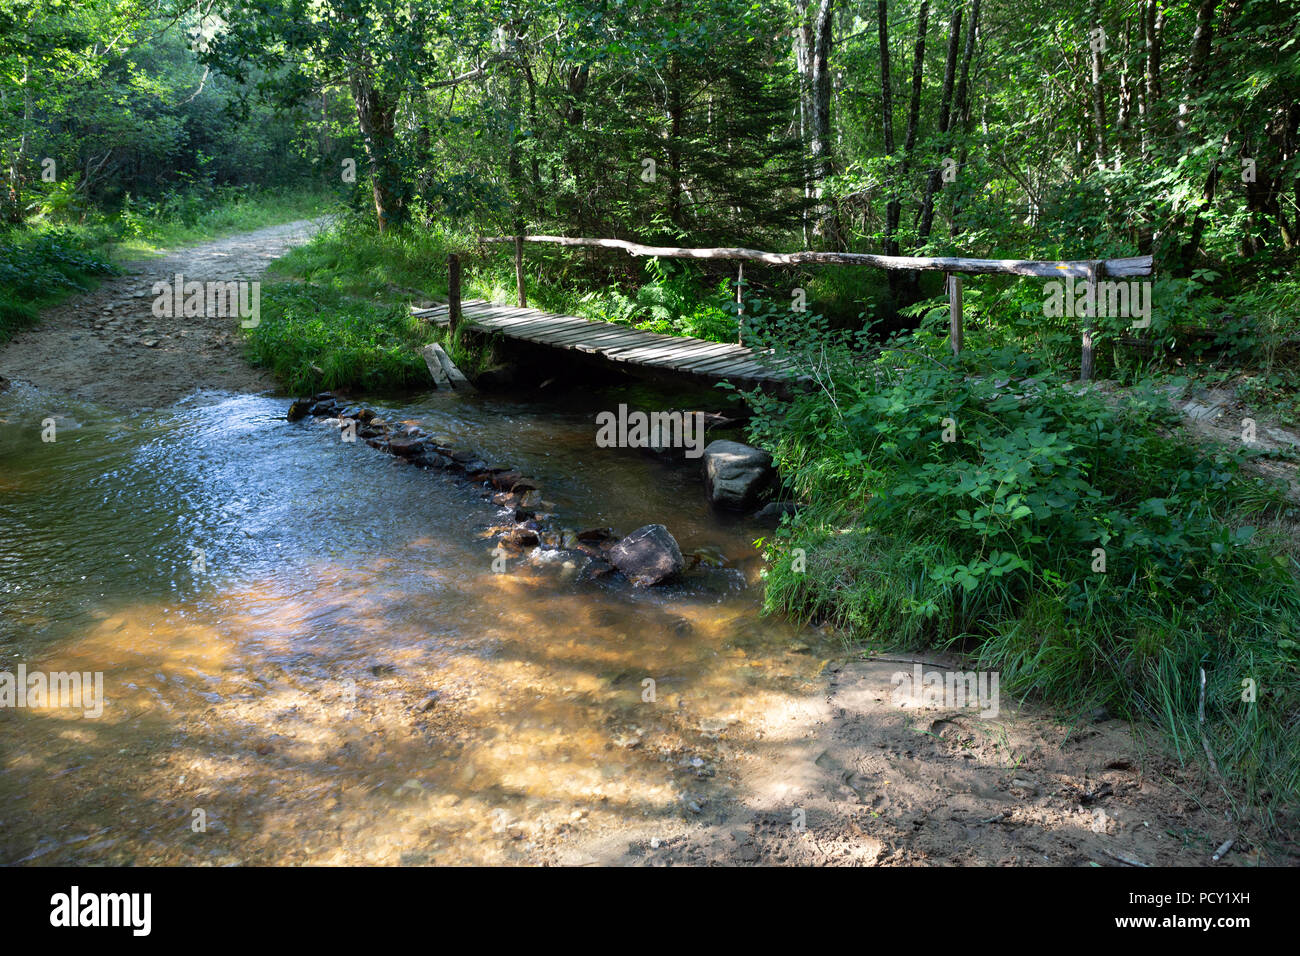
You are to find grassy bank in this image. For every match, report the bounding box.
[249,214,509,393]
[242,282,495,394]
[266,216,750,342]
[744,315,1300,820]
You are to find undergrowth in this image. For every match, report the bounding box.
[744,309,1300,818]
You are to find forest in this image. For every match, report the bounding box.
[1,0,1298,869]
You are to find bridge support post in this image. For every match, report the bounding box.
[947,273,963,355]
[448,253,461,335]
[736,261,745,345]
[1081,260,1102,381]
[514,235,526,308]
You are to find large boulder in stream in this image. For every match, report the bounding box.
[703,440,775,511]
[608,523,684,587]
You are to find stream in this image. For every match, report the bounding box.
[0,378,832,865]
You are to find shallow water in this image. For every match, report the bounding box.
[0,381,828,864]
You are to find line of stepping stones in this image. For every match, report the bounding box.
[287,392,711,586]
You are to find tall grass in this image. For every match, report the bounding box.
[242,282,496,395]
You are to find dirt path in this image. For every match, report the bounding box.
[548,653,1290,866]
[0,219,324,409]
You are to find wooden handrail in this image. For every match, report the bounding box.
[482,234,1153,278]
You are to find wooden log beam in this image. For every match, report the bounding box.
[482,235,1153,278]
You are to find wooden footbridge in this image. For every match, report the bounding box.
[418,235,1153,385]
[412,297,797,386]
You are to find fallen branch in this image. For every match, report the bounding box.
[1199,667,1222,778]
[1102,848,1148,867]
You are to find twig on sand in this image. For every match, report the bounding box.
[861,655,952,669]
[1102,848,1148,867]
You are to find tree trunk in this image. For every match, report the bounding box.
[508,60,525,240]
[916,7,960,245]
[809,0,839,245]
[564,63,590,236]
[1088,0,1107,169]
[1177,0,1225,269]
[879,0,898,261]
[898,0,929,300]
[903,1,929,159]
[795,1,815,245]
[350,74,404,233]
[668,3,684,231]
[950,0,981,237]
[3,59,31,224]
[1114,22,1131,170]
[1177,0,1220,134]
[1140,0,1165,156]
[519,50,542,197]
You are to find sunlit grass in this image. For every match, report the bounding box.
[112,184,338,257]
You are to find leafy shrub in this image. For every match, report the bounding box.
[746,314,1300,810]
[0,225,118,342]
[573,261,738,342]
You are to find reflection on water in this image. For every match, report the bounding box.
[0,382,828,864]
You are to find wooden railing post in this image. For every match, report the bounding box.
[447,252,461,335]
[736,261,745,345]
[1081,260,1102,381]
[947,273,963,355]
[514,234,526,308]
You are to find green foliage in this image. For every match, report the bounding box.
[250,217,504,393]
[268,215,459,301]
[747,318,1300,809]
[1,6,327,223]
[0,224,118,342]
[572,261,737,341]
[114,185,335,253]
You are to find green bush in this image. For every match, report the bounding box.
[572,261,739,343]
[746,315,1300,812]
[0,225,118,342]
[268,214,457,301]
